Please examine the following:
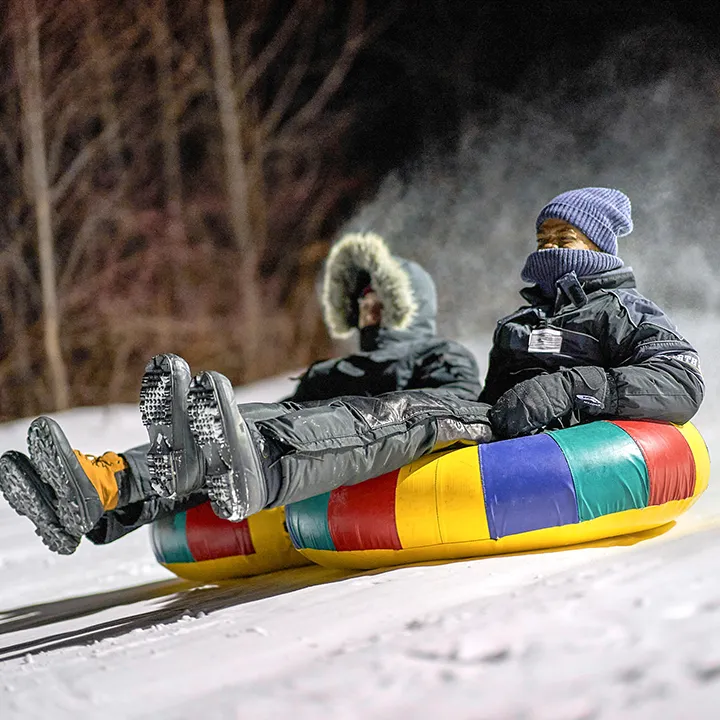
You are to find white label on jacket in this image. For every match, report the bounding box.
[528,328,563,353]
[666,352,701,371]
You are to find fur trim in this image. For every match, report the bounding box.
[321,232,417,338]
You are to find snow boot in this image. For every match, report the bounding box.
[26,416,142,537]
[140,353,204,498]
[0,450,80,555]
[186,370,269,522]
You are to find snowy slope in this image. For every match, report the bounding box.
[0,328,718,720]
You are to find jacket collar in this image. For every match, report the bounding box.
[359,324,432,351]
[520,267,637,311]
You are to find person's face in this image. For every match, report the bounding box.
[358,290,383,329]
[536,219,600,251]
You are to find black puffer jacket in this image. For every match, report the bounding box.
[287,235,481,402]
[480,268,704,431]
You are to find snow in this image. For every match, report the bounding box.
[0,331,718,719]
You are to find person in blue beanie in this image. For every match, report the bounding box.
[481,187,705,438]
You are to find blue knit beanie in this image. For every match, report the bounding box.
[536,187,633,255]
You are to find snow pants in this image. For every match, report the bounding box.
[87,389,492,545]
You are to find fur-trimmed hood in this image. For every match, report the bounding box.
[321,232,437,342]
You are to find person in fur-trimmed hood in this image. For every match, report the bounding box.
[0,234,484,555]
[482,187,705,438]
[287,232,481,401]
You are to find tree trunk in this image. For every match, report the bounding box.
[151,0,184,222]
[83,0,125,189]
[150,0,186,354]
[206,0,261,377]
[14,0,70,410]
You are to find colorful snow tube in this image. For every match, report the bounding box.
[150,504,310,581]
[286,420,710,569]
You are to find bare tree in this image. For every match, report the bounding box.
[0,0,407,421]
[12,0,70,410]
[206,0,262,374]
[148,0,184,227]
[207,0,254,251]
[81,0,126,188]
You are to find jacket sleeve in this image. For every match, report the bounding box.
[478,343,510,405]
[558,295,705,425]
[604,302,704,424]
[283,360,335,403]
[487,295,704,438]
[409,340,482,400]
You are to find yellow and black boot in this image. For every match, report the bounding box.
[26,416,147,539]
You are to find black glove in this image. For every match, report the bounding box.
[489,366,616,439]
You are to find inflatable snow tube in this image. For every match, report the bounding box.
[150,504,310,581]
[286,420,710,570]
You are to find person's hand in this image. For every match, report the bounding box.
[489,367,614,439]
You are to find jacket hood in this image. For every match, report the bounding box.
[321,232,437,342]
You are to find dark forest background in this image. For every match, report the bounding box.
[1,0,718,421]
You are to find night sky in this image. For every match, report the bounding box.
[347,1,720,175]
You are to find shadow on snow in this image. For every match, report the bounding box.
[0,521,677,662]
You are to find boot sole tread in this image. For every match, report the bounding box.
[27,419,98,537]
[139,354,191,497]
[0,453,80,555]
[187,375,245,521]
